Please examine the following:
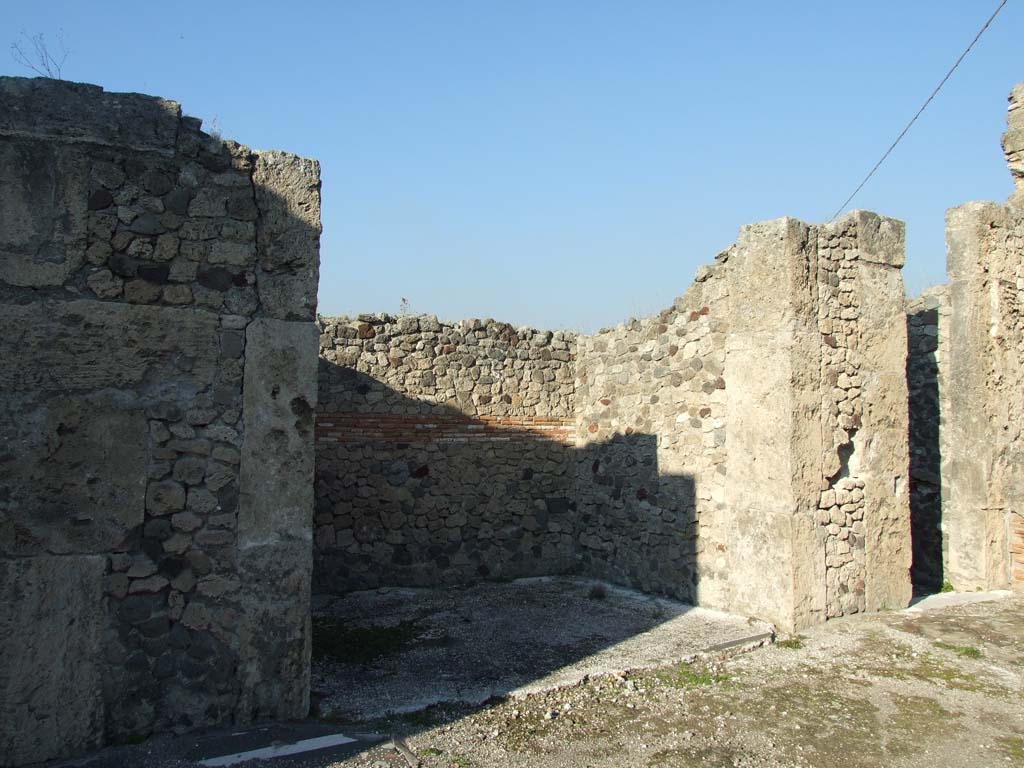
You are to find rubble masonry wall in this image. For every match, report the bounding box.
[315,315,577,589]
[314,212,914,633]
[0,77,320,765]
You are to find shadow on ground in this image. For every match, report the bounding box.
[309,576,773,722]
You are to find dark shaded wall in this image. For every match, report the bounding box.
[315,316,577,590]
[0,78,320,766]
[906,289,947,592]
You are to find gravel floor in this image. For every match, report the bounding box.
[310,576,773,721]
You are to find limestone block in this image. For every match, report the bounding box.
[232,542,312,722]
[0,555,105,765]
[0,394,147,556]
[253,151,321,321]
[945,202,1007,281]
[239,318,318,545]
[848,210,905,267]
[236,317,317,719]
[0,139,88,287]
[730,217,816,333]
[1003,82,1024,193]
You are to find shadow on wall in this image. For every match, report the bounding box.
[311,360,705,732]
[907,302,944,593]
[314,361,699,604]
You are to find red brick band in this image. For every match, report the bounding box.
[316,412,576,445]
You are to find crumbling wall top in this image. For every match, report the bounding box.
[0,77,182,153]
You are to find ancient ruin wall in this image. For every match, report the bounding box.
[315,315,577,590]
[810,215,911,620]
[0,78,320,765]
[313,212,912,632]
[940,82,1024,592]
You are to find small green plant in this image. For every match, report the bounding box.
[449,755,471,768]
[999,736,1024,760]
[776,635,806,650]
[419,747,443,757]
[934,641,983,659]
[657,661,728,689]
[940,581,955,593]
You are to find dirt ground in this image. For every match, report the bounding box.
[51,589,1023,768]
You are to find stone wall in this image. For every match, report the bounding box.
[573,271,728,604]
[6,70,1018,768]
[0,77,320,765]
[313,213,914,633]
[572,212,912,629]
[818,216,912,618]
[937,82,1024,592]
[315,315,577,589]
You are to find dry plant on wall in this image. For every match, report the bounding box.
[10,29,69,79]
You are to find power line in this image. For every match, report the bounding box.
[830,0,1010,221]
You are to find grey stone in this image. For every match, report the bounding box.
[0,77,180,150]
[173,457,207,485]
[86,268,123,298]
[0,556,106,764]
[0,141,88,287]
[0,301,219,393]
[0,395,147,556]
[187,488,219,515]
[147,481,186,516]
[253,151,321,320]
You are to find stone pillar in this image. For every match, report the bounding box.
[234,151,322,720]
[723,212,911,632]
[943,201,1021,591]
[847,212,913,613]
[724,217,827,631]
[942,83,1024,592]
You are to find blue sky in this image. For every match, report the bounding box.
[4,1,1019,331]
